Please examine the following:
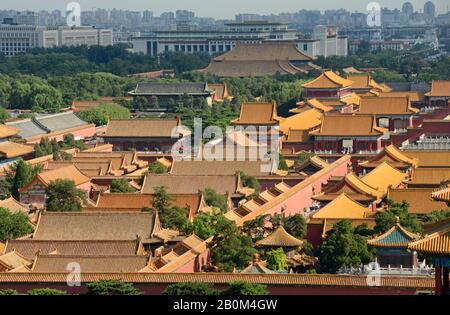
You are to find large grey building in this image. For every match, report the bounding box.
[132,21,347,58]
[0,25,113,56]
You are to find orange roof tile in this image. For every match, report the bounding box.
[36,165,90,187]
[303,71,353,89]
[359,145,419,169]
[279,108,322,133]
[403,151,450,168]
[312,193,373,219]
[358,97,419,115]
[388,188,449,214]
[409,168,450,186]
[0,197,29,215]
[361,161,407,192]
[256,226,303,247]
[0,141,33,158]
[291,99,333,113]
[408,226,450,255]
[310,114,383,137]
[104,118,181,138]
[379,91,424,102]
[431,185,450,203]
[0,273,435,289]
[231,102,281,125]
[0,124,20,138]
[425,80,450,97]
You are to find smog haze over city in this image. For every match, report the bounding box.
[1,0,448,18]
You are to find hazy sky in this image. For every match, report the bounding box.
[1,0,449,19]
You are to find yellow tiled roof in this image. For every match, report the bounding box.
[312,193,372,219]
[0,273,435,289]
[279,108,322,134]
[256,226,303,247]
[345,172,385,200]
[384,145,419,166]
[37,165,91,187]
[0,124,20,138]
[361,162,407,192]
[302,71,353,89]
[0,141,34,158]
[341,92,361,106]
[231,102,281,125]
[425,80,450,97]
[408,226,450,255]
[291,98,334,113]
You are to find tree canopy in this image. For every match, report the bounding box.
[45,179,86,212]
[375,199,422,234]
[318,220,374,273]
[209,217,256,272]
[0,207,34,242]
[151,186,189,231]
[78,103,130,126]
[110,178,135,193]
[163,282,219,295]
[86,280,141,295]
[221,281,268,295]
[266,248,287,271]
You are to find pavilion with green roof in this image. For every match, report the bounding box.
[367,217,420,268]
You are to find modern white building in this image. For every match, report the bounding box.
[132,21,297,56]
[132,21,347,58]
[0,25,113,56]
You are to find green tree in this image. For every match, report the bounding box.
[78,103,130,126]
[239,172,261,194]
[422,210,450,223]
[241,215,267,242]
[209,217,256,272]
[27,288,67,295]
[0,107,10,123]
[86,280,141,295]
[163,282,219,295]
[148,161,168,174]
[278,153,289,171]
[203,188,228,212]
[294,152,315,168]
[0,207,33,241]
[63,133,85,151]
[110,178,135,193]
[9,160,42,200]
[152,186,189,231]
[266,248,287,271]
[45,179,86,212]
[375,199,422,234]
[0,289,18,295]
[187,213,227,239]
[283,214,307,239]
[221,281,268,295]
[318,220,374,273]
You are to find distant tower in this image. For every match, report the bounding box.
[402,2,414,16]
[424,1,436,18]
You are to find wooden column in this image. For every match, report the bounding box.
[443,266,449,295]
[435,266,443,295]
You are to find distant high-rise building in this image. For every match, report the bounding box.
[424,1,436,18]
[142,10,153,23]
[402,2,414,16]
[16,11,39,26]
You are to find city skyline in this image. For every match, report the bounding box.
[0,0,449,19]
